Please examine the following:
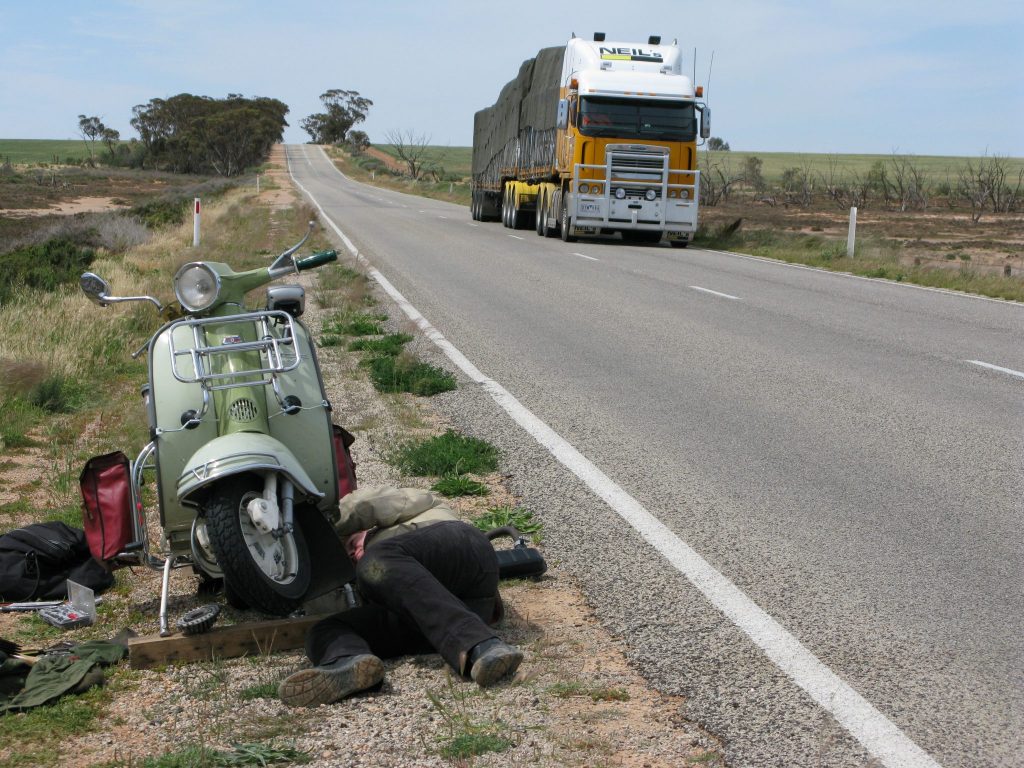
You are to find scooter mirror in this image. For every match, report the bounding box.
[80,272,112,306]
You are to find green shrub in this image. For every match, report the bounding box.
[28,374,86,414]
[364,354,456,396]
[431,473,490,497]
[0,239,95,305]
[471,505,542,540]
[130,198,189,228]
[347,333,413,356]
[392,430,498,476]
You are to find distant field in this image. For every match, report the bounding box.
[0,139,93,165]
[372,144,1023,184]
[702,150,1024,185]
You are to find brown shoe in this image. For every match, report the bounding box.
[468,639,523,687]
[278,654,384,707]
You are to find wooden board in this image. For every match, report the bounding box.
[127,614,329,669]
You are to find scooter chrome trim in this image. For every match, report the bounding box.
[176,433,325,502]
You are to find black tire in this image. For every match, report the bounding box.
[471,190,479,220]
[204,474,311,616]
[509,188,519,229]
[224,580,250,610]
[176,603,221,635]
[559,194,576,243]
[501,187,510,228]
[535,190,546,236]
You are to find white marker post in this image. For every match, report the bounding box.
[256,174,260,194]
[193,198,201,247]
[847,206,857,257]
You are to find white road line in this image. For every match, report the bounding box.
[573,252,599,262]
[508,235,524,240]
[418,210,426,214]
[289,147,942,768]
[966,360,1024,380]
[690,285,741,301]
[467,223,479,227]
[438,215,448,220]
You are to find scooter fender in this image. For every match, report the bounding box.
[176,432,325,504]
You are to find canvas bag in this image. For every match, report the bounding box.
[79,451,133,563]
[0,522,114,601]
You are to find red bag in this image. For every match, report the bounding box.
[332,425,358,499]
[79,451,133,563]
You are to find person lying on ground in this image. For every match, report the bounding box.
[278,486,523,707]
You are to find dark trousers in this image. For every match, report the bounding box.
[306,520,500,676]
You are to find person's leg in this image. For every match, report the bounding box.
[357,521,519,678]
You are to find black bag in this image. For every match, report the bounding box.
[0,522,115,602]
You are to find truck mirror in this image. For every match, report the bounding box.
[556,99,569,130]
[700,105,711,139]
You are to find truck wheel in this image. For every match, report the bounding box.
[535,191,546,236]
[204,474,311,616]
[559,196,576,243]
[471,191,479,221]
[501,188,510,227]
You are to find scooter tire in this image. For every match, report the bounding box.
[204,474,312,616]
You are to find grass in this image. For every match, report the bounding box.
[320,310,388,345]
[390,429,499,476]
[363,353,457,396]
[430,472,490,497]
[471,505,543,541]
[547,681,630,702]
[346,332,413,356]
[0,139,93,165]
[427,682,515,760]
[107,742,311,767]
[0,685,109,768]
[702,149,1024,186]
[694,223,1024,302]
[238,682,279,701]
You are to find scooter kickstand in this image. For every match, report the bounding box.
[159,557,173,637]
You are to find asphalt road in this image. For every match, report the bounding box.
[286,145,1023,767]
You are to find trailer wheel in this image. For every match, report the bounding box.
[501,187,510,227]
[471,190,479,221]
[535,190,546,236]
[559,195,576,243]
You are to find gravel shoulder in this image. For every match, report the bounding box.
[0,148,723,767]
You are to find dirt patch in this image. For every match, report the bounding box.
[3,196,130,218]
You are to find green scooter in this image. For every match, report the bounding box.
[81,224,351,633]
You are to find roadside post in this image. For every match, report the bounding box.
[193,198,201,247]
[256,174,260,194]
[847,206,857,257]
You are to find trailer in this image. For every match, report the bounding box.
[471,33,709,246]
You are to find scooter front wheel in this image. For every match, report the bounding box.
[204,474,311,616]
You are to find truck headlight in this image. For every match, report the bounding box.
[645,189,658,201]
[174,262,220,312]
[579,183,590,194]
[614,188,626,199]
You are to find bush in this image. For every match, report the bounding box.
[131,198,189,228]
[0,238,95,305]
[364,354,457,396]
[391,430,499,476]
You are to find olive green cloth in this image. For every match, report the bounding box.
[0,639,125,713]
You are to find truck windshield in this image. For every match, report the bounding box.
[578,97,696,142]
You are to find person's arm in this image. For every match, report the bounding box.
[333,486,441,536]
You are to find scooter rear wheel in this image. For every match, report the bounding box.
[204,474,311,616]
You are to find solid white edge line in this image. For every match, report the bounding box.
[690,285,741,301]
[966,360,1024,380]
[508,235,524,240]
[573,252,600,262]
[286,145,942,768]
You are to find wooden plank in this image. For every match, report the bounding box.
[127,614,329,669]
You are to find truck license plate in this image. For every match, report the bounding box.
[579,202,601,215]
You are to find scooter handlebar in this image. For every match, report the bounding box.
[295,250,337,271]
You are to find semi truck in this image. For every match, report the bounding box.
[471,32,709,246]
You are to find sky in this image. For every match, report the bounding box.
[1,0,1021,157]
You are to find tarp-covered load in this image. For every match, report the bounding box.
[472,46,564,185]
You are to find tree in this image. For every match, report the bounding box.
[383,129,433,179]
[707,136,730,151]
[347,130,371,154]
[130,94,288,175]
[301,89,373,144]
[77,115,106,165]
[101,127,120,158]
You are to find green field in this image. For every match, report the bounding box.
[0,139,95,165]
[371,144,1023,185]
[701,149,1024,185]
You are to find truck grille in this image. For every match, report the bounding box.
[611,154,666,171]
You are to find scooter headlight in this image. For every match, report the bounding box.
[174,262,220,312]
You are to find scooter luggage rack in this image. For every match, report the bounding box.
[167,310,301,389]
